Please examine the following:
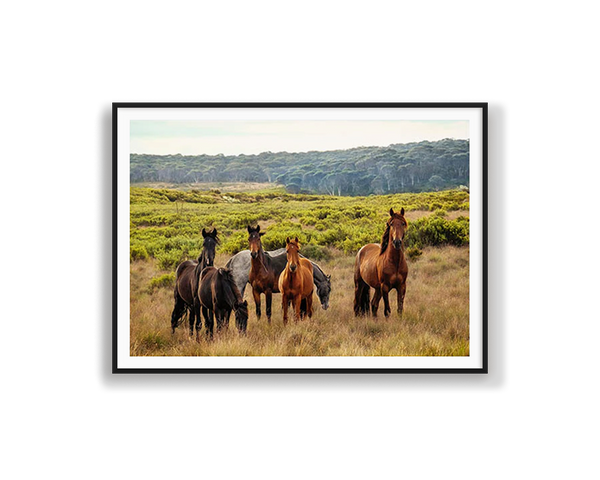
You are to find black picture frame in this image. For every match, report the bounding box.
[105,98,494,381]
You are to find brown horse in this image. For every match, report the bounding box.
[247,224,279,323]
[278,237,314,325]
[354,208,408,317]
[197,267,249,339]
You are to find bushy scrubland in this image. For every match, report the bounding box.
[130,187,469,269]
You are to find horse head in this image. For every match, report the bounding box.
[201,227,219,266]
[385,208,408,251]
[247,224,265,259]
[317,274,332,310]
[235,300,249,333]
[285,236,301,273]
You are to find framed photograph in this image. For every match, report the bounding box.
[113,103,487,373]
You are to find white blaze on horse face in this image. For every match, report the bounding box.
[286,242,300,271]
[249,234,261,258]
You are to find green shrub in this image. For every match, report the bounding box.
[315,208,330,219]
[220,230,249,254]
[262,223,307,250]
[406,246,423,260]
[301,244,333,261]
[130,245,149,261]
[406,216,469,249]
[130,187,471,259]
[149,272,176,290]
[156,250,187,270]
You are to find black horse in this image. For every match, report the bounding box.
[197,267,249,338]
[171,228,219,336]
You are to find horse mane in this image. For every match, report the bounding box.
[218,268,241,309]
[198,249,209,268]
[380,222,391,255]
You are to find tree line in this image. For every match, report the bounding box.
[131,138,469,196]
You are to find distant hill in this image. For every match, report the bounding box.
[130,138,469,196]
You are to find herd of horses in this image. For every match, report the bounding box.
[170,208,409,340]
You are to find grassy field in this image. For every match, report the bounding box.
[130,185,470,357]
[131,247,469,357]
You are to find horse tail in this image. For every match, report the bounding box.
[354,277,370,316]
[354,250,370,316]
[171,283,188,332]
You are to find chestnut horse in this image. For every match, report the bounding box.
[278,237,314,325]
[354,208,408,317]
[247,224,279,323]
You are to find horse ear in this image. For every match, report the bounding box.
[256,224,260,233]
[286,236,290,244]
[247,225,253,234]
[294,236,299,243]
[202,228,207,238]
[390,208,394,216]
[400,207,405,216]
[212,227,218,237]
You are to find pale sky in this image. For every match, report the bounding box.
[130,120,469,155]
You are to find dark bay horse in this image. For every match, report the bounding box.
[197,267,249,338]
[354,208,408,317]
[171,227,219,336]
[247,224,280,323]
[278,237,314,325]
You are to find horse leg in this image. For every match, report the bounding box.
[189,306,196,338]
[216,309,224,332]
[282,296,289,326]
[203,307,214,339]
[398,281,406,317]
[265,290,272,324]
[195,305,203,340]
[294,295,302,322]
[371,287,382,317]
[253,288,262,321]
[306,293,313,319]
[190,299,200,340]
[382,284,391,318]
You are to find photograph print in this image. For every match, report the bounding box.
[113,103,487,373]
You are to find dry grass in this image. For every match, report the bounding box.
[130,247,469,357]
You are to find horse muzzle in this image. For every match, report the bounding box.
[393,239,403,250]
[290,264,297,272]
[251,251,258,259]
